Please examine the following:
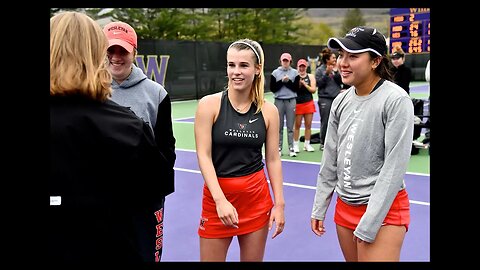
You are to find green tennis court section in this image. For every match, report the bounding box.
[172,83,430,174]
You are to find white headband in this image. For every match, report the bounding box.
[228,41,261,64]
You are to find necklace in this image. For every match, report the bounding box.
[232,101,250,112]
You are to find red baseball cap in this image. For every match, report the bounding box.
[280,53,292,61]
[297,59,308,67]
[103,21,137,53]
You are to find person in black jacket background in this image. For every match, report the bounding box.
[391,46,412,95]
[50,11,170,263]
[315,48,342,150]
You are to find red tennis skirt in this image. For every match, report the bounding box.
[295,100,316,115]
[334,189,410,231]
[198,169,273,238]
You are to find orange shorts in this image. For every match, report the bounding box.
[198,169,273,238]
[296,100,316,115]
[334,189,410,231]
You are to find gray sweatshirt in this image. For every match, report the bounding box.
[270,66,298,99]
[110,65,168,129]
[311,80,414,243]
[110,64,176,196]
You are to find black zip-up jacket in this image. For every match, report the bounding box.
[315,64,341,99]
[50,94,169,262]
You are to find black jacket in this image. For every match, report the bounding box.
[49,94,169,262]
[153,94,176,197]
[393,64,412,94]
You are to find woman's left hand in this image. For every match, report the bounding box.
[269,204,285,239]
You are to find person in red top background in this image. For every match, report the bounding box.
[292,59,317,153]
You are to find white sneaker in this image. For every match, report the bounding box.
[289,148,297,157]
[304,144,315,152]
[319,144,324,151]
[293,144,300,153]
[279,148,282,156]
[412,141,427,149]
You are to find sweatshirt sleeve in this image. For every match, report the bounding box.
[311,96,341,220]
[153,93,176,197]
[353,96,414,242]
[154,94,176,168]
[315,67,329,89]
[292,75,301,93]
[333,71,344,88]
[270,74,281,93]
[315,67,324,84]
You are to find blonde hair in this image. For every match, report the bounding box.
[50,11,112,101]
[227,39,265,114]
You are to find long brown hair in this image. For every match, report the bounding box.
[368,51,394,81]
[320,47,335,65]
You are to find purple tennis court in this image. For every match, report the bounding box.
[164,83,430,261]
[161,149,430,261]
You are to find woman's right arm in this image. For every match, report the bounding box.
[194,95,239,228]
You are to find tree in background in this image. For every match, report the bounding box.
[50,8,310,45]
[52,8,389,46]
[294,16,335,45]
[340,8,366,36]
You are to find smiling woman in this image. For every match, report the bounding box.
[103,20,176,262]
[311,26,414,262]
[193,38,285,262]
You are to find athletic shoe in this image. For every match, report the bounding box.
[304,144,315,152]
[413,140,428,149]
[289,148,297,157]
[293,144,300,153]
[319,144,324,151]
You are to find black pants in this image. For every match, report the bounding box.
[131,196,165,262]
[318,98,334,145]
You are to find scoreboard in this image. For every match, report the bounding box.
[389,8,430,54]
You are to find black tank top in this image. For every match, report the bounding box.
[296,74,313,104]
[212,90,266,177]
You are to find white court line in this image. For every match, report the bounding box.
[409,200,430,206]
[172,99,198,105]
[173,167,430,206]
[178,148,196,153]
[174,116,195,121]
